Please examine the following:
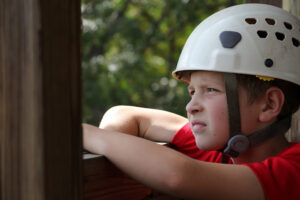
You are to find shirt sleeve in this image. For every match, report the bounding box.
[243,143,300,200]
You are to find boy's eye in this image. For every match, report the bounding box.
[207,88,218,93]
[189,90,195,96]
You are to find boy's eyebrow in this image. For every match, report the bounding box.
[187,85,193,90]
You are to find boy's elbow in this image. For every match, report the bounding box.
[100,105,130,128]
[99,105,139,136]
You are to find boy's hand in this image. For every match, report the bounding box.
[82,123,104,154]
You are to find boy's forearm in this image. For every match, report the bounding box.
[83,123,187,195]
[99,105,188,143]
[83,124,264,200]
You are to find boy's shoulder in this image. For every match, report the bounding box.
[244,142,300,200]
[279,142,300,156]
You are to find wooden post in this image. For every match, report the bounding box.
[244,0,282,7]
[283,0,300,20]
[0,0,82,199]
[283,0,300,142]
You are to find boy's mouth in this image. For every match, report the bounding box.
[191,120,207,133]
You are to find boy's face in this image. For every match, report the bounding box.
[186,71,260,151]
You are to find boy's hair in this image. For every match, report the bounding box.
[237,74,300,120]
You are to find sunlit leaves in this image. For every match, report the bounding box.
[81,0,242,124]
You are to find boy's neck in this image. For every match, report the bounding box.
[232,134,290,164]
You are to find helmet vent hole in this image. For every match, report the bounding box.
[284,22,293,30]
[257,30,268,38]
[265,18,275,25]
[292,38,299,47]
[245,18,256,24]
[275,32,285,41]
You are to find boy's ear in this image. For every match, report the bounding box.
[259,87,285,122]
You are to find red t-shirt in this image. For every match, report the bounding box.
[171,123,300,200]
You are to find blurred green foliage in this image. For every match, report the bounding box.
[81,0,243,125]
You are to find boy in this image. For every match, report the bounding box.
[83,4,300,200]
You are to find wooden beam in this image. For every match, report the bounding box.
[84,154,152,200]
[0,0,82,199]
[244,0,282,7]
[283,0,300,18]
[84,153,180,200]
[282,0,300,143]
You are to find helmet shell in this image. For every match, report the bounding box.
[173,4,300,85]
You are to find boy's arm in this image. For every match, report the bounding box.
[83,124,264,200]
[99,105,188,143]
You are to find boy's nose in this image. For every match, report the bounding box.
[186,97,203,115]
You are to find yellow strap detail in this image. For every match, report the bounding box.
[255,75,275,81]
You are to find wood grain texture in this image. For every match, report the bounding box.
[39,0,83,199]
[283,0,300,17]
[0,0,82,199]
[244,0,282,7]
[84,155,152,200]
[84,154,180,200]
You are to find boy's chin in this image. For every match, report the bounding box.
[195,140,225,151]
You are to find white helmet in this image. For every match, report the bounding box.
[173,3,300,86]
[173,4,300,159]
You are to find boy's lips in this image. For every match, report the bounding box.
[191,120,207,133]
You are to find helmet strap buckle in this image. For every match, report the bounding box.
[223,134,250,158]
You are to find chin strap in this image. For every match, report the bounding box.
[223,116,291,158]
[221,73,291,162]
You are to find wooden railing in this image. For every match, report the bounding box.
[83,151,180,200]
[84,153,151,200]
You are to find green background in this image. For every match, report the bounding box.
[81,0,243,125]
